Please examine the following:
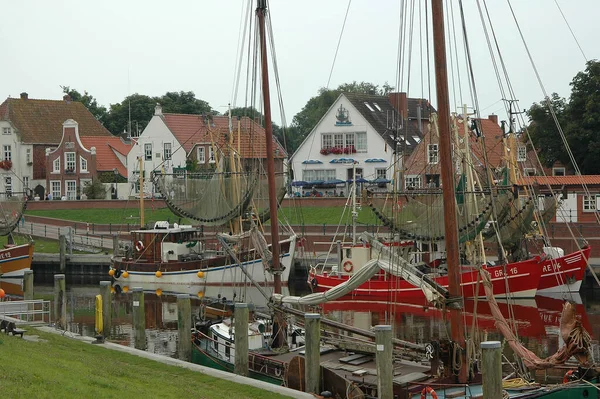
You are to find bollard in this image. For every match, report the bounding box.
[481,341,502,399]
[59,234,66,272]
[53,274,67,330]
[234,303,249,376]
[177,294,191,361]
[375,325,393,399]
[23,270,34,301]
[100,281,112,338]
[132,287,146,350]
[305,313,321,394]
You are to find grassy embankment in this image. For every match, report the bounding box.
[0,330,289,399]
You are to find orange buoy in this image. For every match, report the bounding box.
[155,271,162,278]
[122,271,129,278]
[110,287,115,294]
[197,271,205,278]
[108,269,115,277]
[155,288,163,296]
[122,286,129,293]
[0,288,5,298]
[197,291,204,298]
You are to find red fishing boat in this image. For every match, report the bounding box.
[536,246,590,294]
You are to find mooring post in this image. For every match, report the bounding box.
[234,303,249,376]
[305,313,321,394]
[132,287,146,350]
[23,270,34,301]
[99,281,112,338]
[112,235,119,257]
[481,341,502,398]
[375,325,393,399]
[336,240,342,270]
[59,234,66,272]
[53,274,66,330]
[177,294,191,362]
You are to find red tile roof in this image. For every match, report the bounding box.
[80,136,132,176]
[161,114,286,159]
[0,96,112,144]
[519,175,600,186]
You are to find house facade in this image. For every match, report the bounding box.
[290,92,432,195]
[0,92,114,199]
[128,105,286,197]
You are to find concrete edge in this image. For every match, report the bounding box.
[35,326,315,399]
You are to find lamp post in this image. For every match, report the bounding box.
[112,168,118,200]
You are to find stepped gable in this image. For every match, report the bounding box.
[80,136,132,176]
[0,93,112,144]
[162,113,286,159]
[343,92,434,154]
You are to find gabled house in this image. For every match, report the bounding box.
[128,105,286,196]
[0,92,113,198]
[290,92,433,195]
[403,114,505,188]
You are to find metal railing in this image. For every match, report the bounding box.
[0,300,51,324]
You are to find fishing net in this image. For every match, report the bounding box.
[0,193,27,236]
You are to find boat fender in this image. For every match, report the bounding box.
[114,269,122,278]
[274,367,282,377]
[343,260,354,273]
[420,386,437,399]
[311,278,318,288]
[135,241,145,252]
[563,369,576,383]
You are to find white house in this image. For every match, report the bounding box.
[290,92,432,195]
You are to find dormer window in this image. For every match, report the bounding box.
[197,146,206,163]
[209,146,216,163]
[2,127,11,135]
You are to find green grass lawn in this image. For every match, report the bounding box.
[0,329,290,399]
[26,206,381,226]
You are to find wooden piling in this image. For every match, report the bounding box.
[53,274,66,330]
[132,287,146,350]
[99,281,112,337]
[481,341,502,398]
[305,313,321,394]
[375,325,393,399]
[234,303,249,376]
[23,270,34,301]
[59,234,66,272]
[112,235,119,257]
[177,294,191,362]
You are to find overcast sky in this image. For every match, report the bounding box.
[1,0,597,126]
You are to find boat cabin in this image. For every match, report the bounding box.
[129,221,205,263]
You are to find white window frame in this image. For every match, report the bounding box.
[53,157,61,173]
[51,180,61,199]
[23,176,29,190]
[375,168,387,179]
[517,145,527,162]
[523,168,536,176]
[428,144,439,164]
[3,144,11,161]
[553,167,565,176]
[80,156,88,172]
[26,148,32,164]
[66,180,77,200]
[208,146,216,163]
[345,133,355,149]
[405,175,421,189]
[583,195,599,212]
[197,146,206,163]
[2,127,11,135]
[65,152,76,172]
[322,134,333,149]
[164,143,172,160]
[4,176,12,196]
[144,143,152,161]
[334,133,344,148]
[355,132,367,153]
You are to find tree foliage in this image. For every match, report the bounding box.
[61,86,108,124]
[527,60,600,173]
[82,178,107,200]
[290,81,394,153]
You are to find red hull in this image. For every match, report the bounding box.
[537,246,590,293]
[311,257,543,299]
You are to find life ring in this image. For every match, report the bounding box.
[135,241,145,252]
[421,386,438,399]
[563,370,575,383]
[343,260,354,273]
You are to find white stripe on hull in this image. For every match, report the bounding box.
[537,280,582,294]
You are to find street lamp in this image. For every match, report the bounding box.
[113,168,118,200]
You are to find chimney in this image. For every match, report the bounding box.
[63,94,72,103]
[488,114,498,125]
[154,103,162,116]
[388,92,408,120]
[20,92,28,100]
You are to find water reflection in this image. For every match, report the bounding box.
[6,275,600,362]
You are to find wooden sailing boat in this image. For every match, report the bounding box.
[0,192,34,278]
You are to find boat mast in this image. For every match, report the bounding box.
[431,0,467,383]
[139,156,145,227]
[256,0,282,294]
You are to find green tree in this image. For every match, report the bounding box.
[290,81,394,153]
[104,93,156,136]
[82,178,107,199]
[158,91,213,115]
[61,86,108,123]
[527,60,600,173]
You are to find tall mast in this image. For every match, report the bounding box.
[431,0,467,383]
[256,0,282,294]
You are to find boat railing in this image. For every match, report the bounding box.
[0,299,51,324]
